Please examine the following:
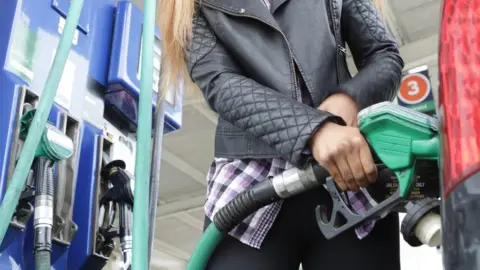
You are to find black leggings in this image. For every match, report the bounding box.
[204,187,400,270]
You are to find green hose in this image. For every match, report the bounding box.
[131,0,157,268]
[186,224,224,270]
[0,0,84,244]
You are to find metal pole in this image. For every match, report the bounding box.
[148,100,165,268]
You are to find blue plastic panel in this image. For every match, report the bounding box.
[0,227,25,269]
[107,1,183,132]
[51,0,92,34]
[0,78,25,270]
[68,122,108,269]
[0,2,29,261]
[2,0,92,122]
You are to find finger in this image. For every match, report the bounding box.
[358,140,378,184]
[334,151,358,191]
[317,152,348,191]
[346,145,369,188]
[327,163,348,192]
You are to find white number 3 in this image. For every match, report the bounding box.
[407,81,420,96]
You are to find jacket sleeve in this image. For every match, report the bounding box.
[186,10,345,167]
[339,0,405,109]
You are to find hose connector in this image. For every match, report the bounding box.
[271,164,327,198]
[272,164,320,199]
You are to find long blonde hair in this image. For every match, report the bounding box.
[158,0,385,94]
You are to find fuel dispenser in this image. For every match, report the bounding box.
[0,0,93,267]
[0,0,183,269]
[69,1,183,269]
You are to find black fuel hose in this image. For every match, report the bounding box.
[187,163,329,269]
[33,157,54,270]
[213,178,279,232]
[148,100,165,267]
[214,163,329,231]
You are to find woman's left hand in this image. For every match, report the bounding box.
[318,93,359,127]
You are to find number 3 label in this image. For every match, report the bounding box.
[407,80,420,96]
[398,73,431,105]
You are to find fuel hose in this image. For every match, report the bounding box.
[186,163,329,269]
[148,100,165,267]
[132,0,157,267]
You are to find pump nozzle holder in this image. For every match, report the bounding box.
[19,110,74,161]
[101,161,134,205]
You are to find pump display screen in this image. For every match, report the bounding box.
[107,1,183,131]
[137,32,176,106]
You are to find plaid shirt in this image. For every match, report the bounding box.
[204,0,379,249]
[205,158,379,249]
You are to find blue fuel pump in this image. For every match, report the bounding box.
[0,0,99,267]
[0,0,183,269]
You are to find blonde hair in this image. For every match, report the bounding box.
[372,0,385,16]
[158,0,197,94]
[158,0,385,95]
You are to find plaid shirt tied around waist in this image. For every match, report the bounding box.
[205,158,379,249]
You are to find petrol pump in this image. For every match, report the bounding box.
[0,0,183,269]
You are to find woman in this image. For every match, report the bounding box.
[160,0,404,269]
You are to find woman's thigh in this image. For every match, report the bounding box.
[205,232,300,270]
[204,209,303,270]
[301,213,401,270]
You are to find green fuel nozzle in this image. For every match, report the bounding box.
[316,102,440,240]
[358,102,439,198]
[19,109,74,270]
[20,109,74,162]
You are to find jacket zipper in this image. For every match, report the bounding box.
[201,3,301,101]
[328,0,346,84]
[337,45,347,54]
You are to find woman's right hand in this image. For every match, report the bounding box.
[310,122,377,192]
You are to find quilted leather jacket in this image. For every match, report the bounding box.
[186,0,404,168]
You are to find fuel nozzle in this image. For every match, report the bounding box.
[101,160,134,205]
[101,160,135,269]
[20,109,74,161]
[19,109,74,268]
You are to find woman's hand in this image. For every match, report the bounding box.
[318,93,359,127]
[311,122,377,192]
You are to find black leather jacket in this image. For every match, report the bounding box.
[186,0,404,168]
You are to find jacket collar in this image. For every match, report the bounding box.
[269,0,289,14]
[200,0,289,23]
